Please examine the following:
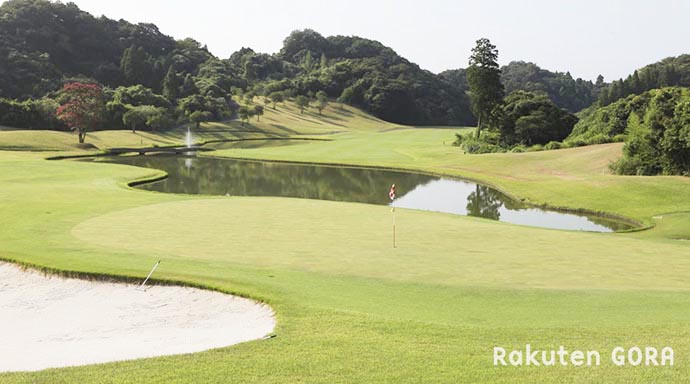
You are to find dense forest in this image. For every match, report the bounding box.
[0,0,608,131]
[0,0,475,128]
[1,0,688,176]
[569,87,690,175]
[441,61,600,113]
[597,55,690,106]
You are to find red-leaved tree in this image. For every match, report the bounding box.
[56,83,105,143]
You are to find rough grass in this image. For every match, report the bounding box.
[1,104,690,382]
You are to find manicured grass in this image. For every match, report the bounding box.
[211,131,690,230]
[2,151,690,384]
[1,104,690,382]
[0,102,396,152]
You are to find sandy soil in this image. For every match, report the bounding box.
[0,262,275,372]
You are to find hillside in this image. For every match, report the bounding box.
[441,61,599,113]
[597,54,690,106]
[0,0,472,126]
[569,87,690,175]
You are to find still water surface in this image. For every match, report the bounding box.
[101,155,632,232]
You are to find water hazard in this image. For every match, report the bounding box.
[100,155,633,232]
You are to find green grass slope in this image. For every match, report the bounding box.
[1,104,690,382]
[0,101,397,152]
[2,152,690,383]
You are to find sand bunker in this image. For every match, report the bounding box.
[0,262,275,372]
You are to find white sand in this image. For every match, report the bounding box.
[0,262,275,372]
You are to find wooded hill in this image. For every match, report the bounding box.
[0,0,605,129]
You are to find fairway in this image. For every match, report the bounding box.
[2,102,690,382]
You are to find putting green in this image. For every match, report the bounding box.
[73,198,690,291]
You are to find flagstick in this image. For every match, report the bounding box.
[392,207,396,248]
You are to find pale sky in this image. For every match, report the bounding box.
[10,0,690,81]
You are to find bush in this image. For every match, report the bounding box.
[510,145,527,153]
[610,156,643,175]
[452,132,465,147]
[544,141,562,150]
[461,138,503,154]
[566,138,587,147]
[586,133,612,145]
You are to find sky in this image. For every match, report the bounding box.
[19,0,690,81]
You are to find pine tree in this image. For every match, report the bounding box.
[466,38,504,138]
[181,73,198,97]
[162,66,181,101]
[120,46,132,83]
[631,70,641,94]
[120,45,150,85]
[303,51,313,71]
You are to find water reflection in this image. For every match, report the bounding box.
[99,155,633,232]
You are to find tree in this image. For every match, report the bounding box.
[122,107,147,133]
[303,51,313,71]
[268,92,284,109]
[238,106,252,125]
[466,38,504,138]
[181,73,199,97]
[253,105,264,121]
[146,110,173,131]
[56,83,105,143]
[189,110,213,129]
[295,95,310,114]
[162,66,181,101]
[120,45,151,86]
[315,90,328,115]
[498,91,577,146]
[122,105,160,133]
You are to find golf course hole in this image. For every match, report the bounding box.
[0,262,275,372]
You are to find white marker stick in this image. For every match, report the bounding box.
[138,260,161,291]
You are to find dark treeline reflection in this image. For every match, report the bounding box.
[467,185,504,220]
[98,155,633,232]
[105,155,435,205]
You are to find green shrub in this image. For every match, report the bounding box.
[510,145,527,153]
[562,137,585,148]
[461,138,503,154]
[544,141,562,150]
[586,134,612,145]
[612,134,627,142]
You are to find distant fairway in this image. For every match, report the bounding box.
[2,104,690,382]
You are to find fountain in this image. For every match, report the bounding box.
[185,127,193,148]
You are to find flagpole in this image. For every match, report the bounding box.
[389,184,396,248]
[392,207,396,248]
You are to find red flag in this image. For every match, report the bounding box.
[389,184,396,201]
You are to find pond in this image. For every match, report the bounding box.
[99,155,633,232]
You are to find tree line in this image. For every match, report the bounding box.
[455,38,579,153]
[0,0,609,132]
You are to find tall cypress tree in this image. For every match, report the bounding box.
[120,46,133,84]
[120,45,150,86]
[466,38,504,138]
[162,66,181,101]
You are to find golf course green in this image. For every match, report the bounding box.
[2,102,690,383]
